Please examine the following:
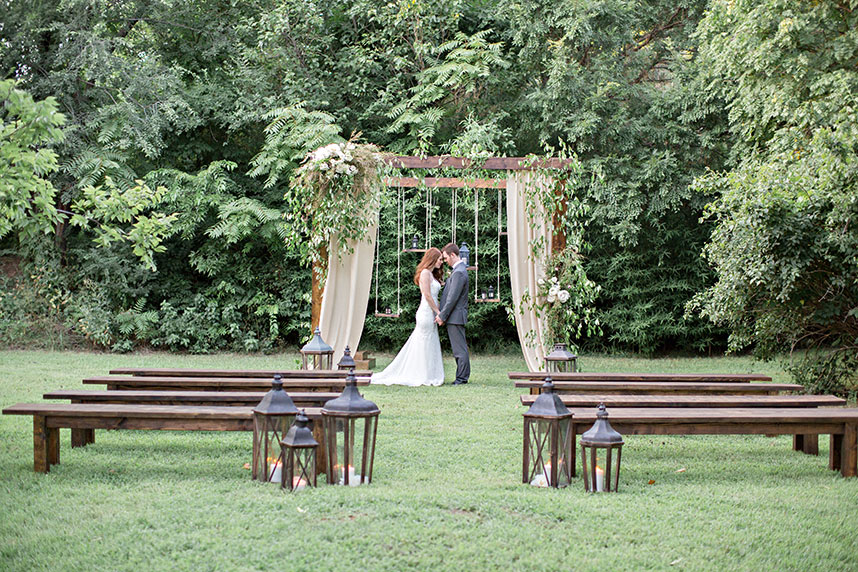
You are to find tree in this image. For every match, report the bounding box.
[689,0,858,393]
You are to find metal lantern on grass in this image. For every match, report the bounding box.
[300,327,334,370]
[545,343,578,373]
[580,403,624,493]
[522,378,574,488]
[280,410,318,491]
[321,370,380,486]
[252,374,299,483]
[459,242,470,267]
[337,345,356,371]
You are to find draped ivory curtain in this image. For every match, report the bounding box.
[318,216,378,365]
[506,172,553,371]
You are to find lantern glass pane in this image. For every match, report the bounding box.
[284,448,315,491]
[327,415,377,485]
[581,445,620,492]
[253,413,294,482]
[525,418,573,488]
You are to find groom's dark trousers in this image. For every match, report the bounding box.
[439,262,470,384]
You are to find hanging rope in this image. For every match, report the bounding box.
[451,187,457,245]
[397,184,402,314]
[497,185,502,300]
[373,218,380,315]
[474,187,479,299]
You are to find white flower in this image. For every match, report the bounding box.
[546,291,556,303]
[537,278,545,286]
[551,277,558,283]
[318,161,329,171]
[557,290,570,303]
[347,165,357,175]
[548,284,560,296]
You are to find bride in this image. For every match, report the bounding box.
[372,247,444,386]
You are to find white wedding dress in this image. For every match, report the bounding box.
[372,278,444,386]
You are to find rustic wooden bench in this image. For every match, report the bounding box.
[509,372,772,383]
[2,403,325,474]
[83,376,369,392]
[110,367,372,378]
[551,407,858,478]
[519,393,847,455]
[513,380,804,395]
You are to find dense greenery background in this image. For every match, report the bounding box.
[1,1,856,389]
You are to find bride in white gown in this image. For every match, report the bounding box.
[372,247,445,386]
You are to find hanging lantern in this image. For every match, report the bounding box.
[487,284,495,299]
[580,403,624,493]
[522,378,574,488]
[300,327,334,370]
[252,374,299,483]
[384,306,392,316]
[279,410,318,491]
[321,370,380,486]
[411,234,420,250]
[459,242,470,267]
[545,342,578,373]
[481,289,487,300]
[337,345,357,370]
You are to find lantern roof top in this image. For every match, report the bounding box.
[281,410,318,448]
[301,327,333,354]
[581,403,624,445]
[322,370,380,415]
[253,374,300,415]
[337,345,356,369]
[523,378,573,419]
[545,343,577,361]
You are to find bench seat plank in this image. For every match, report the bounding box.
[44,390,338,407]
[519,394,847,408]
[509,372,771,383]
[109,368,372,378]
[83,376,368,392]
[514,380,803,395]
[3,403,324,474]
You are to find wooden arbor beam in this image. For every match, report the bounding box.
[384,156,576,171]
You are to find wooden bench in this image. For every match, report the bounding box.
[83,376,369,392]
[519,394,846,409]
[110,367,372,378]
[2,403,325,474]
[509,372,772,383]
[550,407,858,478]
[513,380,804,395]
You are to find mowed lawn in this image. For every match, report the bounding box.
[1,350,856,571]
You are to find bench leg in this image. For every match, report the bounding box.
[313,423,326,478]
[33,416,59,473]
[830,434,842,472]
[842,424,857,478]
[71,428,95,448]
[793,434,819,455]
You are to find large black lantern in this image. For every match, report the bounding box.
[459,242,470,267]
[545,342,578,373]
[279,410,318,491]
[411,234,420,250]
[580,403,624,493]
[522,378,574,488]
[300,327,334,370]
[337,345,357,371]
[252,374,299,483]
[321,370,380,486]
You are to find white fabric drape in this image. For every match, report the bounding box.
[318,218,378,365]
[507,172,553,371]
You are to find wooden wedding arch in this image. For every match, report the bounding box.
[310,154,576,328]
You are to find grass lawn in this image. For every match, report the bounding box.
[1,350,856,571]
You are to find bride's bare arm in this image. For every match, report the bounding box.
[419,269,441,315]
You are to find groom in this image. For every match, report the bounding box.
[436,243,470,385]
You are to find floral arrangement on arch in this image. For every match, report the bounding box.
[285,137,385,272]
[533,249,602,351]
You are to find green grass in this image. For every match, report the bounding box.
[1,350,856,571]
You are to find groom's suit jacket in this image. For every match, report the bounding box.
[439,262,469,325]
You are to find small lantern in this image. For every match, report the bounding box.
[280,410,318,491]
[300,327,334,370]
[487,284,495,299]
[411,234,420,250]
[545,342,578,373]
[481,289,487,300]
[580,403,624,493]
[252,374,299,483]
[522,378,574,488]
[459,242,470,267]
[321,369,380,486]
[337,345,357,370]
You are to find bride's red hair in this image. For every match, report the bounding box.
[414,247,443,285]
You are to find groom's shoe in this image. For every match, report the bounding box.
[452,379,468,385]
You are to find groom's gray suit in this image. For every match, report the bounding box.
[439,260,470,384]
